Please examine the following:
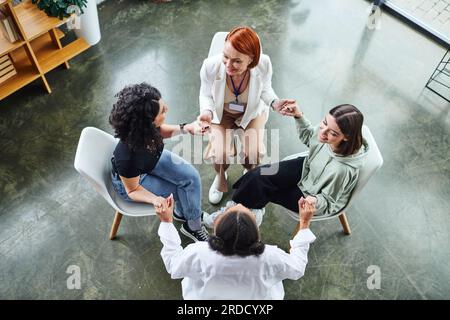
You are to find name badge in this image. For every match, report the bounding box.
[229,102,245,113]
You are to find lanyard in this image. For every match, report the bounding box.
[230,71,248,103]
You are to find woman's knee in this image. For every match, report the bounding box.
[181,164,201,186]
[242,166,263,182]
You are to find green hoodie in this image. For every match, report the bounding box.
[295,116,369,216]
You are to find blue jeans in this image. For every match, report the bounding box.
[111,149,202,230]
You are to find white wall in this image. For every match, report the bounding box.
[96,0,106,4]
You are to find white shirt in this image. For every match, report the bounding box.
[158,222,316,300]
[199,53,279,129]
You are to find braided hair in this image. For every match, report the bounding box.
[209,210,265,257]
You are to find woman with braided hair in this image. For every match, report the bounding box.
[156,194,316,300]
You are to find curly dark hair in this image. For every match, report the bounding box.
[209,209,265,257]
[109,83,164,152]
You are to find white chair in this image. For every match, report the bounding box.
[283,125,383,236]
[208,31,228,58]
[74,127,155,240]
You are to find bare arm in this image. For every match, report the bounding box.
[275,102,315,147]
[120,175,167,210]
[159,122,203,139]
[159,124,182,139]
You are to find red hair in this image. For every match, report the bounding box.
[225,26,261,69]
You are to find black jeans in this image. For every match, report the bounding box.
[232,157,305,212]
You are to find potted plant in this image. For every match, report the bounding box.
[32,0,101,46]
[31,0,88,20]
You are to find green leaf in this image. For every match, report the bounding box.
[31,0,88,19]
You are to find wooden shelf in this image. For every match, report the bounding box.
[41,38,89,73]
[14,0,68,41]
[0,52,40,100]
[29,32,89,73]
[0,33,25,55]
[28,29,64,57]
[0,0,91,101]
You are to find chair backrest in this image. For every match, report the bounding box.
[74,127,118,209]
[283,125,383,220]
[74,127,155,217]
[208,31,228,58]
[347,125,383,208]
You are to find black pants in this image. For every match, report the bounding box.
[232,157,305,212]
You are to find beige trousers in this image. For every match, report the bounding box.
[204,110,267,192]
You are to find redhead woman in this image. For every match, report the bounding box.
[197,26,295,207]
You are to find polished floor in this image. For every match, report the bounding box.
[0,0,449,299]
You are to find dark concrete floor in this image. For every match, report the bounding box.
[1,0,449,299]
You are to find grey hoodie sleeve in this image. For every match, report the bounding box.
[315,169,359,216]
[295,116,315,147]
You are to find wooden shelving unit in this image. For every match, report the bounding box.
[0,0,91,101]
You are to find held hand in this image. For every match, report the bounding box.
[184,121,202,135]
[154,196,168,215]
[279,102,303,118]
[155,194,174,223]
[272,99,295,113]
[197,111,212,134]
[305,195,317,207]
[298,196,316,229]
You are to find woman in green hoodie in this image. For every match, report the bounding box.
[203,103,369,227]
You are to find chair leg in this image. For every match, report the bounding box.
[338,212,351,235]
[109,211,123,240]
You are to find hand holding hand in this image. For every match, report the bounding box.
[298,196,316,229]
[272,99,296,113]
[305,195,317,207]
[279,102,303,118]
[197,111,212,134]
[155,194,174,223]
[184,121,203,135]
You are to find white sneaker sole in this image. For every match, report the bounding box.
[208,173,227,204]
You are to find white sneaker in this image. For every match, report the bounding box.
[251,208,265,227]
[243,168,248,175]
[203,200,236,229]
[208,173,227,204]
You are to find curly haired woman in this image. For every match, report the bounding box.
[109,83,209,242]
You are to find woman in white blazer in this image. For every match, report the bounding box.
[156,193,316,300]
[198,26,295,207]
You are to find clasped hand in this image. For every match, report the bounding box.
[154,194,174,223]
[273,99,302,118]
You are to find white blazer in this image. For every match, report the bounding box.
[199,53,279,129]
[158,222,316,300]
